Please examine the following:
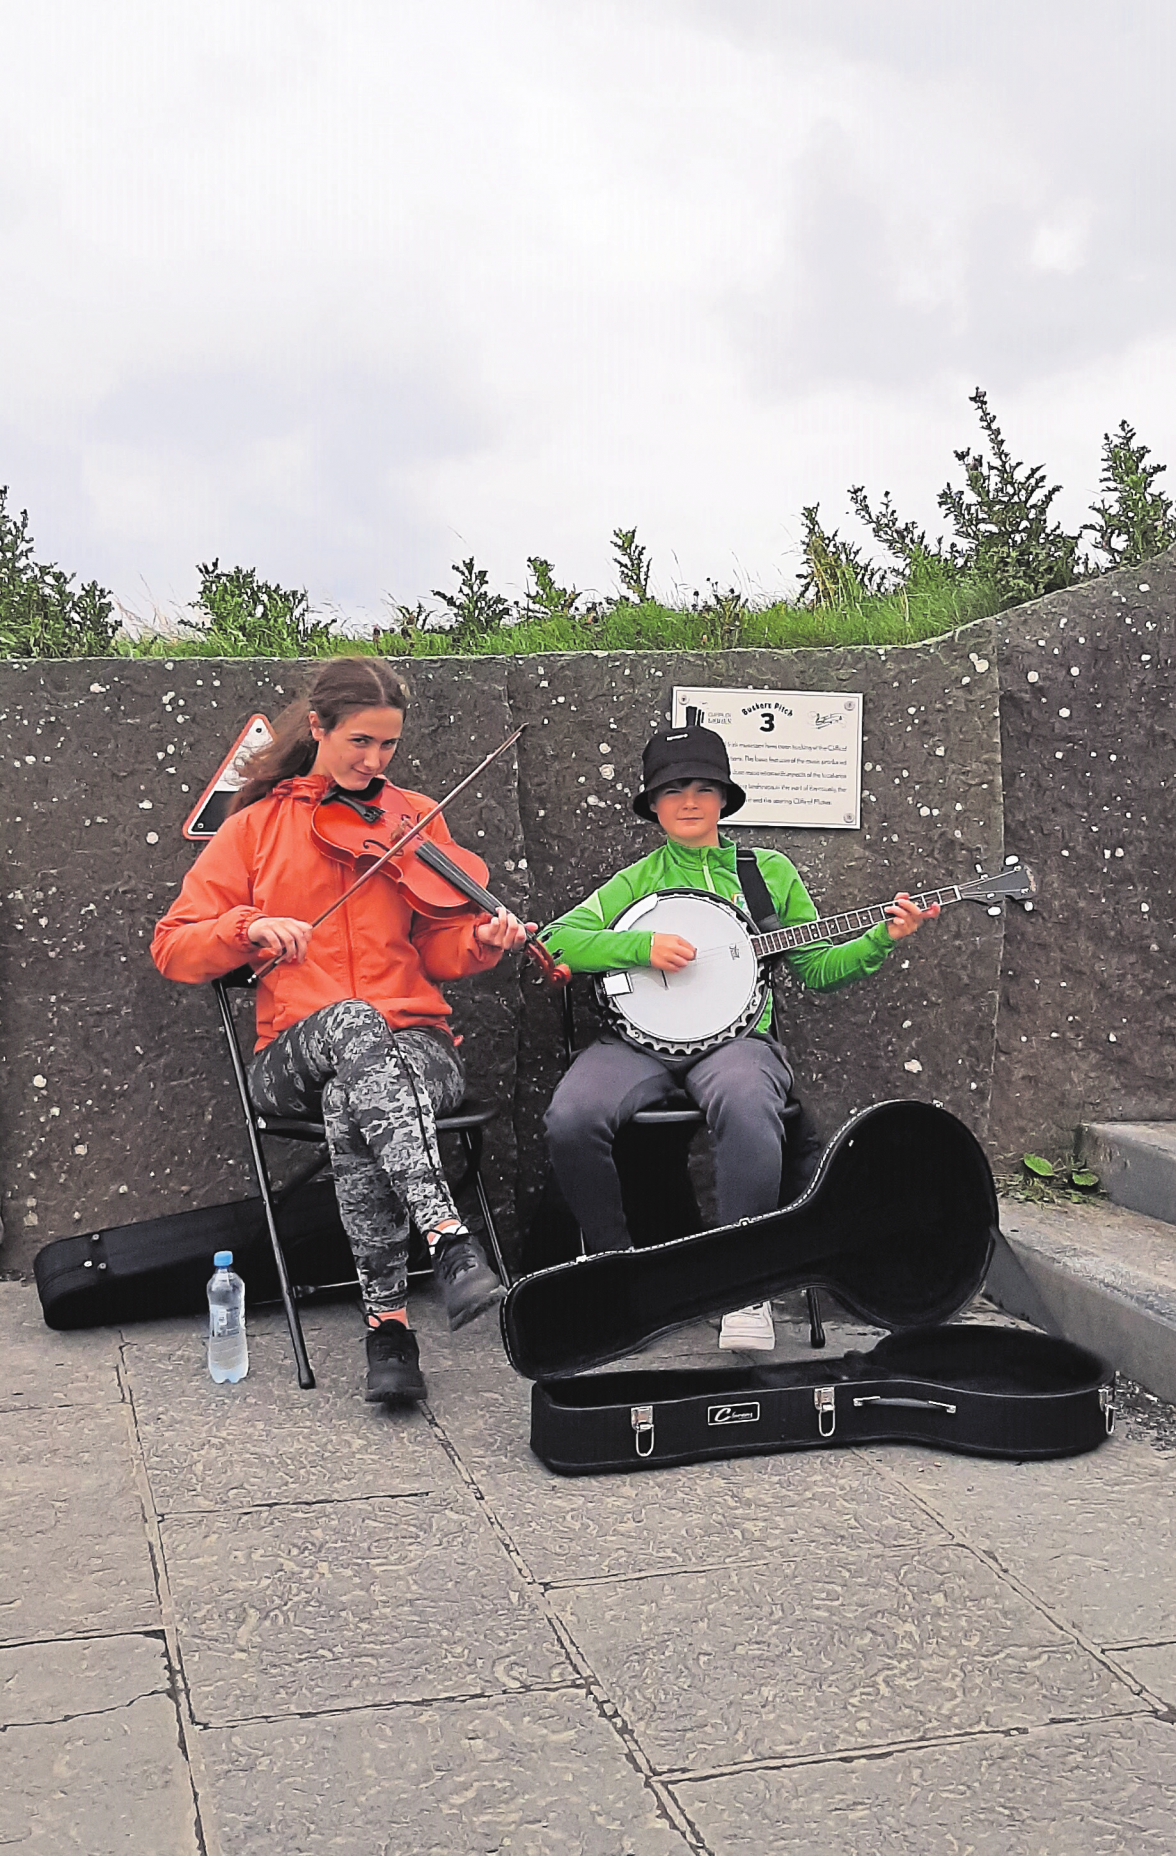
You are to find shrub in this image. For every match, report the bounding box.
[183,560,335,656]
[0,487,118,657]
[431,556,513,641]
[936,388,1082,604]
[797,505,887,608]
[611,526,653,603]
[1084,419,1176,569]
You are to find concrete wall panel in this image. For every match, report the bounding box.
[990,549,1176,1160]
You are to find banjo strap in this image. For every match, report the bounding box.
[735,847,782,934]
[736,847,784,1042]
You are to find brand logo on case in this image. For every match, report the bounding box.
[707,1400,761,1427]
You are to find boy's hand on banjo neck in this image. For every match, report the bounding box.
[884,892,940,940]
[650,933,697,972]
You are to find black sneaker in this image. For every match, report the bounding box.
[433,1227,505,1331]
[364,1323,426,1403]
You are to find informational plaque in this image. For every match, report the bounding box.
[671,687,862,828]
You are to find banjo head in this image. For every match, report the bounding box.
[598,889,768,1057]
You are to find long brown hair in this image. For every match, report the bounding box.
[230,657,410,812]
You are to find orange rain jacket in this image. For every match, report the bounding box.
[150,775,500,1051]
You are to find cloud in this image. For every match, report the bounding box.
[1,0,1174,612]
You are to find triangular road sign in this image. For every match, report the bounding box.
[183,714,275,839]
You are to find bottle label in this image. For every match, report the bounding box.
[210,1308,241,1338]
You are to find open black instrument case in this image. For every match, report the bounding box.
[500,1100,1115,1475]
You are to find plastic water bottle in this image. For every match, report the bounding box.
[207,1251,248,1383]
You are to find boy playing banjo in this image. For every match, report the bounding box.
[540,724,938,1349]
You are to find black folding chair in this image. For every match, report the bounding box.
[213,968,507,1389]
[555,984,825,1348]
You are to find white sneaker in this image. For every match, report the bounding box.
[718,1302,776,1349]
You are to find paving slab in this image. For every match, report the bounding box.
[0,1401,160,1645]
[1112,1642,1176,1706]
[871,1433,1176,1646]
[0,1629,170,1727]
[0,1279,125,1413]
[124,1306,464,1514]
[677,1715,1174,1855]
[427,1373,946,1583]
[199,1687,690,1856]
[163,1490,574,1724]
[548,1543,1138,1773]
[0,1690,201,1854]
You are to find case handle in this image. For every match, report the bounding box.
[814,1386,836,1437]
[853,1396,957,1414]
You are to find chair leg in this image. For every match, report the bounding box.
[214,986,316,1389]
[806,1286,826,1350]
[461,1127,510,1289]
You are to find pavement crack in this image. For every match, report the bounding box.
[0,1686,169,1732]
[666,1706,1159,1785]
[191,1679,585,1732]
[160,1488,432,1520]
[116,1345,214,1856]
[418,1397,714,1855]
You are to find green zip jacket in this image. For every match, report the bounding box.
[541,836,892,1032]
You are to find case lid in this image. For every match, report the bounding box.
[501,1099,999,1380]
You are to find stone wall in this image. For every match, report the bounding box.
[990,548,1176,1157]
[1,551,1171,1276]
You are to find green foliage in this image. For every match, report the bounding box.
[937,388,1081,605]
[0,486,119,657]
[431,556,513,641]
[797,504,887,608]
[183,559,334,656]
[693,581,748,648]
[12,381,1173,667]
[1001,1150,1103,1205]
[371,600,435,654]
[1084,419,1176,569]
[523,556,584,622]
[848,485,962,581]
[1022,1154,1056,1178]
[611,526,653,603]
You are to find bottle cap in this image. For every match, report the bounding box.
[213,1251,233,1268]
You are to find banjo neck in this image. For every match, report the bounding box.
[750,885,963,957]
[747,864,1037,955]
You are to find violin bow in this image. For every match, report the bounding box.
[247,724,527,985]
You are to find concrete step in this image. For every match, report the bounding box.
[1080,1121,1176,1226]
[991,1193,1176,1404]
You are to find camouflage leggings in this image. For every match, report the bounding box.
[247,1000,465,1317]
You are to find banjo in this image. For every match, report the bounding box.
[596,865,1038,1058]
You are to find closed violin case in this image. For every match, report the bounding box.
[34,1177,356,1330]
[501,1100,1115,1473]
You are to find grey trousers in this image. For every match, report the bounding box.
[247,1001,465,1317]
[544,1032,794,1253]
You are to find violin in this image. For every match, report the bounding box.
[309,779,571,988]
[248,726,569,989]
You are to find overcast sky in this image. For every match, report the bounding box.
[2,0,1174,623]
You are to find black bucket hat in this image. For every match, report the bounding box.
[632,725,747,821]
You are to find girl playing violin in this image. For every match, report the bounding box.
[151,656,530,1404]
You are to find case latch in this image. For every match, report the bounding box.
[814,1385,836,1437]
[1100,1383,1116,1435]
[631,1404,655,1457]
